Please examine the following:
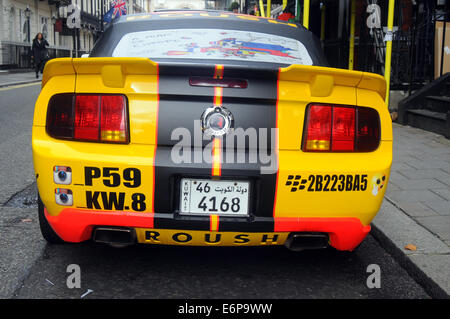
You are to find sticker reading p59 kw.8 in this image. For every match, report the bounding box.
[83,166,147,212]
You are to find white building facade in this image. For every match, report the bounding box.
[0,0,150,69]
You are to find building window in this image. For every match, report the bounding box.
[41,17,49,40]
[23,20,30,42]
[22,9,32,43]
[10,7,16,42]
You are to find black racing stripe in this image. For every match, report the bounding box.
[219,66,278,218]
[153,64,278,225]
[153,64,216,218]
[153,146,214,216]
[153,214,274,232]
[154,214,210,231]
[155,64,278,148]
[219,217,274,232]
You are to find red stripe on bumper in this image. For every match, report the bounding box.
[45,208,369,251]
[45,208,155,242]
[275,217,371,251]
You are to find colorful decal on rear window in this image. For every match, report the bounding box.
[112,28,313,65]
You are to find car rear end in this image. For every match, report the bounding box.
[32,12,392,251]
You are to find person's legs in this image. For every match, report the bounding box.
[35,61,40,78]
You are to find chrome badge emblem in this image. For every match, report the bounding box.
[201,106,234,137]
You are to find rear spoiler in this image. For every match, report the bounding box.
[279,64,386,100]
[42,57,385,99]
[42,57,159,88]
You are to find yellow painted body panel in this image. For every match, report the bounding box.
[275,65,392,226]
[33,58,159,217]
[273,142,391,225]
[33,57,392,235]
[32,127,156,216]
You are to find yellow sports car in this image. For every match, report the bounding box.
[32,11,392,251]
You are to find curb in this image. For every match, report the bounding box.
[0,80,41,89]
[371,200,450,299]
[371,225,449,299]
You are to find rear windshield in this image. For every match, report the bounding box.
[112,28,313,65]
[90,14,327,67]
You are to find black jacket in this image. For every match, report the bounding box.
[32,38,49,64]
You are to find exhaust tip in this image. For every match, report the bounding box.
[93,226,136,247]
[285,232,329,251]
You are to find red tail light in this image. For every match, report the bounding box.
[303,104,380,152]
[332,107,355,151]
[100,95,128,142]
[356,107,381,152]
[304,105,331,151]
[47,94,128,143]
[74,95,100,140]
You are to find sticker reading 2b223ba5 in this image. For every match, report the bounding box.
[285,174,369,192]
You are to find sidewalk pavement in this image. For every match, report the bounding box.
[372,123,450,298]
[0,71,41,88]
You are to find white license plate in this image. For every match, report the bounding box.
[180,179,250,216]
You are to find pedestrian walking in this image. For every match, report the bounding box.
[31,33,49,78]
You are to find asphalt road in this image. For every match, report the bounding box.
[0,83,40,205]
[1,83,430,299]
[14,236,430,299]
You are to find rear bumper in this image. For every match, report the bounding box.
[45,208,370,251]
